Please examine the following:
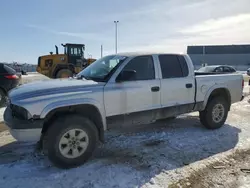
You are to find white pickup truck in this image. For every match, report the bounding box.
[4,52,244,168]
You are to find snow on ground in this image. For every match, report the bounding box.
[0,97,249,188]
[0,108,5,122]
[20,72,49,84]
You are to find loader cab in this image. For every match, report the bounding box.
[62,43,85,65]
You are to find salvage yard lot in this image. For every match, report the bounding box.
[0,73,249,188]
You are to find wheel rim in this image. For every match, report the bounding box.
[59,129,89,159]
[212,104,225,123]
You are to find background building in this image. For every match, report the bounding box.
[187,44,250,70]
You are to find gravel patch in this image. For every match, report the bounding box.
[168,148,250,188]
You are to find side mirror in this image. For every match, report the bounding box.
[116,70,136,82]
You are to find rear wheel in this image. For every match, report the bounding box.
[0,89,6,107]
[199,97,229,129]
[44,115,98,169]
[56,69,73,78]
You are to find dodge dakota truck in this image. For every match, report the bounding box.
[4,52,244,168]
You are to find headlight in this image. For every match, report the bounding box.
[10,104,32,120]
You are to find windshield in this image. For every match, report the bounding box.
[76,55,127,81]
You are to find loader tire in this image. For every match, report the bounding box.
[56,69,73,78]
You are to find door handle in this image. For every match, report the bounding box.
[186,83,193,88]
[151,86,160,92]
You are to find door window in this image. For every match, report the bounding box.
[214,67,223,72]
[122,55,155,81]
[159,55,184,78]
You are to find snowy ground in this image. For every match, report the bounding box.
[0,73,250,188]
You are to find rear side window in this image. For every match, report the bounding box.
[227,67,236,72]
[177,55,189,77]
[123,55,155,81]
[214,67,223,72]
[4,65,16,74]
[159,55,188,78]
[223,67,231,72]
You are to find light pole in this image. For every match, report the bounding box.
[114,21,119,54]
[101,44,103,58]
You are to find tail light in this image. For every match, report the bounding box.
[4,74,18,79]
[242,79,244,89]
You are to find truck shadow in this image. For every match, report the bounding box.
[0,141,36,165]
[92,116,241,186]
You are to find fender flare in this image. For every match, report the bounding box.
[40,98,107,130]
[202,84,231,110]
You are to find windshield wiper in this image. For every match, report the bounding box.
[76,75,105,82]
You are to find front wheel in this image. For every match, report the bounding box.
[45,115,98,169]
[199,97,229,129]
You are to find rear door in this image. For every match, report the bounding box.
[158,55,195,109]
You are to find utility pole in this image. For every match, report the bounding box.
[101,44,103,58]
[114,21,119,54]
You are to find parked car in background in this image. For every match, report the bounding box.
[247,68,250,76]
[197,65,237,73]
[0,63,21,106]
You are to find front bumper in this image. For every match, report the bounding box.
[4,107,43,142]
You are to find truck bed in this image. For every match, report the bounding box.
[195,73,243,105]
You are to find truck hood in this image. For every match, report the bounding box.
[9,78,105,101]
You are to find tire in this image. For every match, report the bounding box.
[0,89,6,107]
[199,97,229,129]
[45,115,98,169]
[56,69,73,78]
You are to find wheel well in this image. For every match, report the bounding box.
[41,104,104,142]
[208,88,231,109]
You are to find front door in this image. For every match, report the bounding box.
[104,55,161,126]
